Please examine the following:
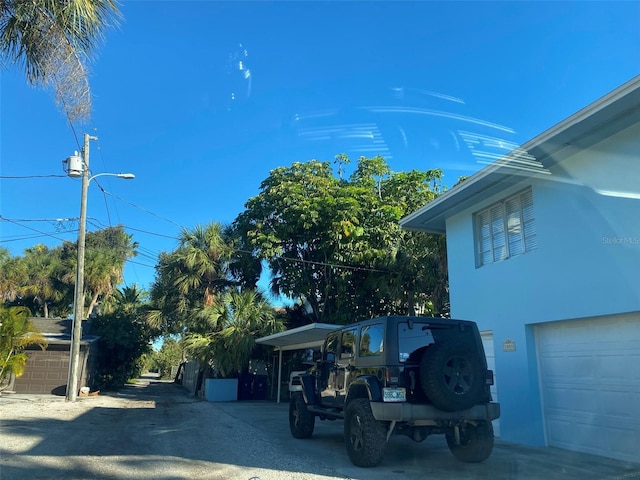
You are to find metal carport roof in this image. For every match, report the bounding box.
[256,322,340,351]
[256,323,340,403]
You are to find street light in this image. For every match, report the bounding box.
[64,133,135,401]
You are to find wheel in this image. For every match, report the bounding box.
[419,341,485,411]
[446,421,494,463]
[344,398,387,467]
[289,392,315,438]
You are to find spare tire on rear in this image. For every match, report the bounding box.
[419,340,485,411]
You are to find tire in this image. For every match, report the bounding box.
[419,340,485,411]
[344,398,387,467]
[289,392,315,438]
[446,421,494,463]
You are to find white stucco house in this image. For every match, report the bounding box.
[400,76,640,463]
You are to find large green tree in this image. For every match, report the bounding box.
[234,160,365,323]
[233,155,449,323]
[0,0,120,120]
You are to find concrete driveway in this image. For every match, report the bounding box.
[1,377,639,480]
[218,399,640,480]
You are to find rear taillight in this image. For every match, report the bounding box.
[385,366,401,386]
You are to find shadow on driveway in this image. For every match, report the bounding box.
[2,378,639,480]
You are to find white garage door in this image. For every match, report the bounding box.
[536,314,640,462]
[480,331,500,437]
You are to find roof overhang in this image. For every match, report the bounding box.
[400,75,640,233]
[256,323,340,351]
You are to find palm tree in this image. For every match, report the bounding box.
[0,0,121,120]
[183,289,284,378]
[174,223,235,307]
[61,226,137,319]
[0,306,47,391]
[0,247,25,303]
[148,223,235,335]
[83,248,119,317]
[108,285,148,315]
[19,244,62,318]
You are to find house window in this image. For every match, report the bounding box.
[475,188,536,266]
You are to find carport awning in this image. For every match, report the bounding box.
[256,323,339,351]
[257,323,340,403]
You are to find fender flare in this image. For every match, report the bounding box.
[346,375,383,404]
[300,374,318,405]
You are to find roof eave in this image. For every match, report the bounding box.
[400,75,640,232]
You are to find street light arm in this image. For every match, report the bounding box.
[89,172,135,182]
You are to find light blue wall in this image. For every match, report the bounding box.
[444,122,640,446]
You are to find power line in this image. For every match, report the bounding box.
[100,190,183,228]
[0,216,70,243]
[259,252,394,274]
[89,217,179,240]
[126,258,156,269]
[0,217,75,222]
[0,231,76,243]
[1,217,394,275]
[92,139,120,227]
[93,178,113,225]
[0,174,67,179]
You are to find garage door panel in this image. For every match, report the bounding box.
[539,354,597,381]
[546,416,639,457]
[601,390,640,418]
[598,354,629,379]
[544,386,599,414]
[537,314,640,463]
[546,417,594,450]
[607,426,640,459]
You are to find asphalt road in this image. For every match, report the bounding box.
[1,377,639,480]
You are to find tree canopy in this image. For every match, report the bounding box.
[0,226,137,319]
[233,154,448,323]
[149,222,285,379]
[0,0,121,120]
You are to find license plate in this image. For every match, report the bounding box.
[382,388,406,402]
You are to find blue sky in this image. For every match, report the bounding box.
[1,1,639,303]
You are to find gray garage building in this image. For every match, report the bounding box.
[11,318,99,395]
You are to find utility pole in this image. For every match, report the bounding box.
[63,135,133,402]
[66,133,96,402]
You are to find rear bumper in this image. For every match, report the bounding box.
[370,401,500,423]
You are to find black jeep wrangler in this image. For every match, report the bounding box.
[288,316,500,467]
